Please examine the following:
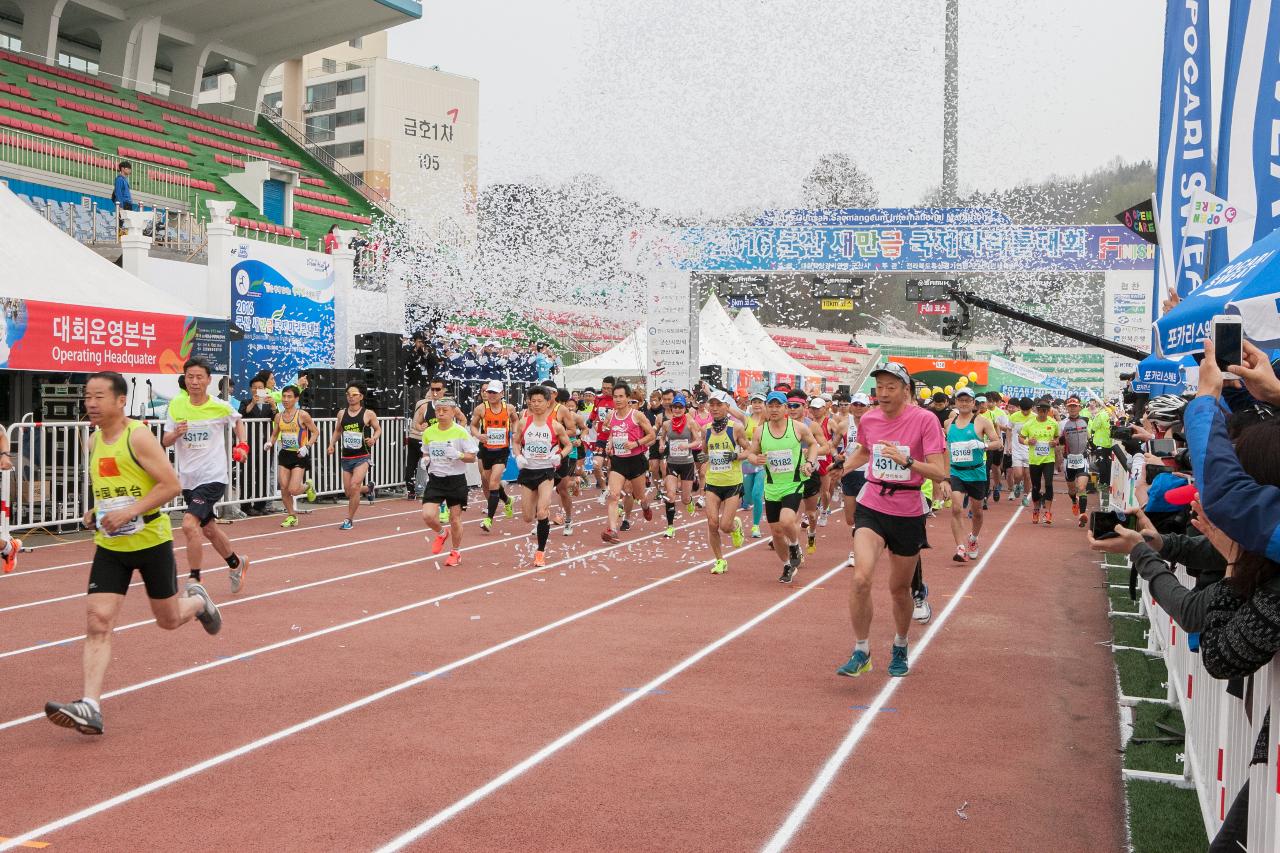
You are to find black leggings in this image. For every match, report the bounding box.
[405,438,422,490]
[1030,462,1054,504]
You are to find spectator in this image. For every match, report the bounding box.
[238,376,277,516]
[292,370,312,413]
[323,225,340,254]
[929,391,951,425]
[534,345,553,383]
[112,161,134,212]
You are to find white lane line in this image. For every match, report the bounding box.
[759,506,1024,853]
[0,538,771,852]
[0,499,623,659]
[0,495,597,613]
[374,556,850,852]
[0,504,423,579]
[0,516,708,732]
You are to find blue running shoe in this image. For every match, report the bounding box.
[340,519,353,530]
[836,649,872,677]
[888,644,910,677]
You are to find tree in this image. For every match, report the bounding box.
[801,153,879,209]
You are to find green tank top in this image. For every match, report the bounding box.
[946,415,986,482]
[704,424,743,487]
[759,419,803,501]
[90,420,173,552]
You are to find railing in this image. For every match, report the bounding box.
[303,98,337,114]
[4,417,407,533]
[0,127,194,206]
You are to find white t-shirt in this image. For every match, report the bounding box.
[166,394,241,490]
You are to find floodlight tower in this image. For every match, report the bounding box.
[942,0,959,205]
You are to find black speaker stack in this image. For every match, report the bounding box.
[353,332,406,412]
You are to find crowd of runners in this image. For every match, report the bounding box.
[3,356,1133,737]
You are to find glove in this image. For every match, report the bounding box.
[515,453,528,469]
[550,452,562,468]
[232,442,250,463]
[263,440,275,452]
[443,446,462,461]
[297,445,309,458]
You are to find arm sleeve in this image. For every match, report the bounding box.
[1157,533,1228,578]
[1130,543,1214,632]
[1200,584,1280,679]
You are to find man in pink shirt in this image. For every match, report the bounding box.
[836,362,948,679]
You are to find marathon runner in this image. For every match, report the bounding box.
[0,425,19,572]
[645,390,667,491]
[472,380,516,533]
[830,392,871,565]
[267,385,317,528]
[658,393,703,538]
[407,380,446,500]
[979,392,1009,501]
[807,397,837,547]
[328,382,382,530]
[577,388,596,485]
[45,371,220,736]
[786,392,823,551]
[421,397,478,567]
[739,393,767,539]
[161,357,250,592]
[1087,397,1115,493]
[1058,395,1093,526]
[691,395,713,507]
[601,383,656,543]
[589,376,616,496]
[702,390,746,574]
[552,388,584,534]
[944,388,1002,562]
[836,362,947,679]
[1020,397,1061,525]
[512,386,572,565]
[746,391,821,583]
[1006,397,1034,505]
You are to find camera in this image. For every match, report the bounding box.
[1111,425,1135,441]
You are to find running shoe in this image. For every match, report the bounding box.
[1021,496,1030,507]
[686,501,696,514]
[366,486,376,505]
[848,550,856,566]
[993,487,1001,502]
[779,562,797,583]
[187,582,222,635]
[44,700,102,735]
[1044,509,1054,526]
[1078,513,1088,528]
[440,506,451,524]
[534,551,546,567]
[817,511,829,527]
[431,533,448,555]
[2,537,21,574]
[800,515,810,529]
[620,519,632,532]
[751,524,761,539]
[789,543,803,566]
[695,496,705,509]
[642,504,653,522]
[340,519,353,530]
[229,557,249,594]
[888,644,910,677]
[912,586,932,624]
[952,546,968,563]
[563,521,573,536]
[305,480,316,502]
[1031,510,1040,524]
[1012,483,1023,499]
[443,550,461,567]
[806,532,817,554]
[711,558,728,575]
[730,517,743,547]
[480,517,492,533]
[597,493,608,506]
[601,529,620,544]
[836,649,872,678]
[504,499,514,518]
[280,515,297,528]
[966,535,979,560]
[664,525,675,539]
[982,498,989,511]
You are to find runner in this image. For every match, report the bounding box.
[807,397,837,549]
[746,391,821,583]
[1006,397,1034,505]
[267,385,317,528]
[830,392,871,564]
[512,386,572,565]
[589,376,616,496]
[161,357,250,592]
[702,390,746,574]
[408,380,446,500]
[45,371,220,736]
[979,392,1009,502]
[739,393,767,539]
[1058,395,1093,526]
[645,390,667,492]
[787,392,823,551]
[601,383,656,543]
[944,388,1002,562]
[691,395,713,508]
[1020,397,1061,525]
[836,362,947,679]
[421,397,478,567]
[471,380,516,533]
[0,426,19,573]
[1087,397,1115,494]
[552,387,584,534]
[657,393,703,538]
[328,382,382,530]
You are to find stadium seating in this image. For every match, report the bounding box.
[0,97,62,123]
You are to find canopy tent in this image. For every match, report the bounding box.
[730,308,819,376]
[0,184,209,317]
[561,326,648,389]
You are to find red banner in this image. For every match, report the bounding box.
[917,301,951,315]
[0,299,228,374]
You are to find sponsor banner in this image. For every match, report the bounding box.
[753,207,1011,227]
[726,295,760,310]
[645,266,694,389]
[1103,270,1152,387]
[0,298,227,374]
[820,298,853,311]
[230,240,335,394]
[887,356,987,385]
[680,225,1155,272]
[987,354,1050,386]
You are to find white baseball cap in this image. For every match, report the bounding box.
[850,393,871,406]
[808,397,827,409]
[955,387,975,398]
[484,380,503,393]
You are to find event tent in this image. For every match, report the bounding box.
[731,308,819,376]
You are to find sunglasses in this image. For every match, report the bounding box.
[787,402,804,409]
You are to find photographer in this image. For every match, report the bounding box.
[239,375,277,515]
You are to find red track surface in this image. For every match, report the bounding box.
[0,491,1124,851]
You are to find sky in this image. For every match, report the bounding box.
[387,1,1192,216]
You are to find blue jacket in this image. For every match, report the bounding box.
[1184,395,1280,562]
[112,174,133,209]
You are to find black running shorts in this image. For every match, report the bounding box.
[949,476,989,501]
[705,483,742,502]
[854,503,928,557]
[88,541,178,599]
[764,491,803,523]
[478,447,510,470]
[666,461,696,482]
[182,482,225,527]
[422,474,469,509]
[610,454,648,482]
[517,466,557,490]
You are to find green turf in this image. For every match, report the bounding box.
[1109,585,1139,613]
[1115,648,1168,699]
[1124,702,1185,774]
[1125,780,1207,853]
[1111,615,1148,648]
[1107,565,1131,586]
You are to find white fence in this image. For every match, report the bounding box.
[4,416,408,532]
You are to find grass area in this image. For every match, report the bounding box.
[1125,780,1207,852]
[1115,648,1168,699]
[1111,615,1147,648]
[1107,565,1131,586]
[1109,585,1139,613]
[1124,702,1185,774]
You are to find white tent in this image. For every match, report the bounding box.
[0,184,210,317]
[561,326,648,389]
[731,309,819,376]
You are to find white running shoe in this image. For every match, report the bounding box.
[563,521,573,536]
[597,493,607,506]
[966,535,979,560]
[817,511,828,527]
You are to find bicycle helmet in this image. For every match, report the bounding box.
[1146,394,1187,427]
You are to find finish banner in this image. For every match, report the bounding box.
[0,297,228,374]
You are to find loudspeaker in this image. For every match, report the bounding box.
[699,364,724,387]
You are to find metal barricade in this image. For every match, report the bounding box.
[4,417,406,533]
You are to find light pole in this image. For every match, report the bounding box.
[942,0,959,205]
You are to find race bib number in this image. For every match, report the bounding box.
[950,443,974,464]
[709,449,734,473]
[343,430,364,450]
[279,432,299,450]
[96,495,142,538]
[612,436,629,455]
[765,448,794,474]
[485,427,508,446]
[181,423,213,450]
[871,444,911,482]
[428,441,449,460]
[1067,453,1085,469]
[1034,441,1051,457]
[526,439,552,460]
[669,439,691,457]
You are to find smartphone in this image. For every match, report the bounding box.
[1148,438,1177,457]
[1090,510,1130,540]
[1212,314,1243,372]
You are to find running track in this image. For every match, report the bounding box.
[0,492,1125,851]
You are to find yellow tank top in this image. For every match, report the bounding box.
[276,408,306,451]
[90,420,173,552]
[704,424,743,487]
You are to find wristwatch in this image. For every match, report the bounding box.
[904,455,915,468]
